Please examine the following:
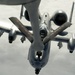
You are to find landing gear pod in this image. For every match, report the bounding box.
[8,29,17,43]
[67,34,75,53]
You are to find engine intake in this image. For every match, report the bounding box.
[24,10,30,21]
[24,10,41,21]
[51,10,68,26]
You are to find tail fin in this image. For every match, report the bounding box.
[20,4,24,19]
[69,2,75,22]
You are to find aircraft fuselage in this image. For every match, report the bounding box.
[28,12,51,74]
[0,0,37,5]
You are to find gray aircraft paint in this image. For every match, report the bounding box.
[0,0,75,75]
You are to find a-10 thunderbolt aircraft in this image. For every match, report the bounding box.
[0,0,75,74]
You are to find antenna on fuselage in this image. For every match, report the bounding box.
[69,2,75,22]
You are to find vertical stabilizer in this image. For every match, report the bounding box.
[69,2,75,22]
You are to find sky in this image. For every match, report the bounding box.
[0,0,75,75]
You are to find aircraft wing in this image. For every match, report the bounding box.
[0,20,20,34]
[0,20,32,43]
[9,17,71,44]
[53,32,75,43]
[0,17,73,50]
[9,17,33,43]
[52,33,75,53]
[53,35,70,43]
[0,20,32,34]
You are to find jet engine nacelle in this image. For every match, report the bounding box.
[67,34,75,53]
[8,29,17,43]
[24,10,30,21]
[51,10,68,26]
[24,10,41,21]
